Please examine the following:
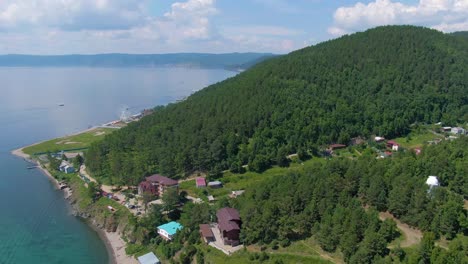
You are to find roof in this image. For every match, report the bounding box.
[199,224,214,238]
[375,136,385,141]
[146,174,178,186]
[196,177,206,187]
[217,207,241,233]
[157,221,183,236]
[387,140,398,146]
[426,176,439,186]
[137,252,160,264]
[330,144,346,149]
[208,181,222,186]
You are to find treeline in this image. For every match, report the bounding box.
[236,137,468,263]
[86,26,468,184]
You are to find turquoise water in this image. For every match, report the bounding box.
[0,67,235,264]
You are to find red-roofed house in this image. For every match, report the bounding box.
[196,177,206,188]
[387,140,400,151]
[217,207,241,246]
[138,174,178,197]
[414,148,422,155]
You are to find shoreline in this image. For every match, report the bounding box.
[10,145,136,264]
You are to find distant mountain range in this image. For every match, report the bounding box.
[0,53,277,71]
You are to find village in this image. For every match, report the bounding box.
[25,122,467,264]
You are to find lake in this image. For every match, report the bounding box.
[0,67,235,264]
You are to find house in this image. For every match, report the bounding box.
[138,174,178,197]
[386,140,399,151]
[442,126,452,132]
[137,252,161,264]
[138,181,157,196]
[199,224,215,243]
[426,176,440,189]
[217,207,242,246]
[329,144,346,150]
[59,160,75,174]
[230,190,245,198]
[207,195,215,202]
[451,127,466,135]
[196,177,206,188]
[157,221,183,241]
[374,136,385,142]
[208,181,222,188]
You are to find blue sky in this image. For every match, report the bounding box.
[0,0,467,54]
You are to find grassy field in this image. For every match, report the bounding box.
[200,242,334,264]
[179,157,326,201]
[392,129,443,149]
[23,127,116,155]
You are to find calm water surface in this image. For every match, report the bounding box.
[0,67,235,264]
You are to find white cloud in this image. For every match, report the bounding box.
[0,0,148,31]
[0,0,305,54]
[328,0,468,36]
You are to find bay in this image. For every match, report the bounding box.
[0,67,235,264]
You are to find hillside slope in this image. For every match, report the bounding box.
[86,26,468,184]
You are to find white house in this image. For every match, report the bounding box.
[451,127,466,135]
[59,160,75,174]
[426,176,440,188]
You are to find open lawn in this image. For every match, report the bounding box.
[200,243,333,264]
[179,158,326,201]
[392,130,443,149]
[23,127,116,155]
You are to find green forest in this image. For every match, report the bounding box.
[79,26,468,263]
[235,137,467,263]
[86,26,468,185]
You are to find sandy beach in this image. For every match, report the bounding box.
[100,230,138,264]
[11,145,136,264]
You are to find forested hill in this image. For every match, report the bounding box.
[86,26,468,184]
[0,53,275,70]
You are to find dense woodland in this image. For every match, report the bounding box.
[81,26,468,263]
[86,26,468,185]
[235,137,467,263]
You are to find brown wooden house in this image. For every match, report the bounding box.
[138,174,178,197]
[199,224,215,243]
[217,207,241,246]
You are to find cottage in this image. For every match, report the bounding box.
[208,181,222,188]
[426,176,440,188]
[196,177,206,188]
[217,207,242,246]
[451,127,466,135]
[157,221,183,241]
[386,140,399,151]
[137,252,161,264]
[138,174,178,197]
[207,195,215,202]
[442,126,452,132]
[59,160,75,174]
[374,136,385,142]
[199,224,215,243]
[329,144,346,150]
[230,190,245,198]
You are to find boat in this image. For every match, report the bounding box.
[59,103,65,106]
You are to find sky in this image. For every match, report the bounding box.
[0,0,467,54]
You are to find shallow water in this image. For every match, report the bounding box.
[0,67,235,264]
